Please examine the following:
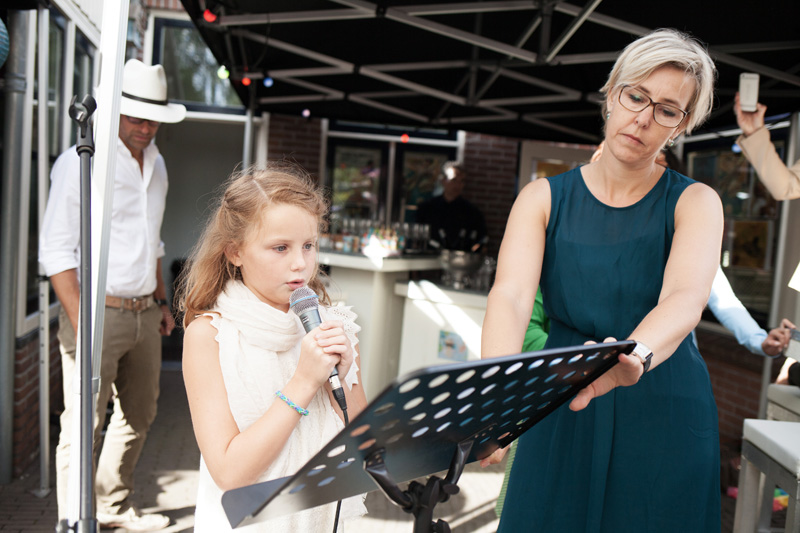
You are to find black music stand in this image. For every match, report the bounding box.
[222,340,634,532]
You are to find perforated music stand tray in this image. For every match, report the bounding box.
[222,340,634,532]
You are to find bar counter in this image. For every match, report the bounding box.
[318,251,442,399]
[394,280,488,377]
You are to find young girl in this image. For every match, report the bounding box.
[178,163,368,531]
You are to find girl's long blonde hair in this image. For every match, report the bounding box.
[177,162,330,327]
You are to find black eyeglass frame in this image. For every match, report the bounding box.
[617,85,688,128]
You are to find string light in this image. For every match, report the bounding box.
[203,9,217,23]
[242,76,251,86]
[400,133,410,143]
[263,76,274,88]
[302,109,311,118]
[217,65,229,80]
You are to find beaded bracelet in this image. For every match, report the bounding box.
[275,390,309,416]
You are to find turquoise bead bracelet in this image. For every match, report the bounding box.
[275,390,309,416]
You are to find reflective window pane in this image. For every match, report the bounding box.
[155,19,242,109]
[688,141,785,326]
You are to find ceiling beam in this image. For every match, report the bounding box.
[403,1,540,16]
[359,66,468,105]
[386,6,538,63]
[555,2,800,88]
[714,41,800,54]
[233,29,353,71]
[544,0,603,63]
[487,67,581,97]
[219,9,371,26]
[348,94,430,123]
[368,60,471,72]
[269,67,350,78]
[711,50,800,88]
[473,14,542,103]
[522,114,601,141]
[258,94,340,105]
[479,94,581,106]
[555,2,649,36]
[275,77,344,98]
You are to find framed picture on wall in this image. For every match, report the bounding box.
[330,145,383,223]
[732,220,771,270]
[401,151,451,222]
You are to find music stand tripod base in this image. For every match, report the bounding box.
[222,340,633,532]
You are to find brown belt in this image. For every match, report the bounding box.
[105,294,154,312]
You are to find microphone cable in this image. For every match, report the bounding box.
[288,287,349,533]
[331,390,348,533]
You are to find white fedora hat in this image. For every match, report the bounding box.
[120,59,186,123]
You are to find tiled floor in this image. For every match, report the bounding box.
[0,364,786,532]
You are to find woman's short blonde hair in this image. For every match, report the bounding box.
[600,28,717,134]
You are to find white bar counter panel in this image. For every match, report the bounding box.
[318,252,441,400]
[394,280,488,377]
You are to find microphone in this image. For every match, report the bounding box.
[289,287,347,413]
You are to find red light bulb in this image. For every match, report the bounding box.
[242,77,251,86]
[203,9,217,23]
[401,134,410,143]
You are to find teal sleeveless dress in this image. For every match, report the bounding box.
[497,167,720,532]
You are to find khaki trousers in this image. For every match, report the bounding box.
[55,303,162,518]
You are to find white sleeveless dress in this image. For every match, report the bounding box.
[193,281,367,532]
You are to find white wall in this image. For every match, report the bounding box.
[156,118,245,297]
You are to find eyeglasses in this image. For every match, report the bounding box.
[123,115,159,127]
[617,85,687,128]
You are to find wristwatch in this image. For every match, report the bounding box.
[631,341,653,379]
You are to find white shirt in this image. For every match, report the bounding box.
[39,138,168,298]
[706,265,767,356]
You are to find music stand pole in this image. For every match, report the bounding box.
[56,94,98,533]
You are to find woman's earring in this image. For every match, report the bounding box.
[668,138,675,147]
[606,112,611,120]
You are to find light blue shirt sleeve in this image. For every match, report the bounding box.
[707,266,767,356]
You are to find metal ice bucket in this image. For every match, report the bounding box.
[439,250,483,289]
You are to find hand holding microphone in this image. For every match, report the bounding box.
[290,287,349,413]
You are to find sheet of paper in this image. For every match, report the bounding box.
[789,261,800,293]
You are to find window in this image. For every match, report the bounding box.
[152,18,243,112]
[686,130,788,327]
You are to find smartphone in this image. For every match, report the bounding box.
[739,73,760,112]
[786,328,800,361]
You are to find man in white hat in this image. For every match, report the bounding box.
[40,59,186,531]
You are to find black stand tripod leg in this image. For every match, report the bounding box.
[363,439,474,533]
[363,449,413,511]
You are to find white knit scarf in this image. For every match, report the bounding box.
[195,280,365,531]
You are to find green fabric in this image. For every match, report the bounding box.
[494,286,548,517]
[522,287,550,353]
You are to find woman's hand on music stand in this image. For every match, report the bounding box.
[480,444,509,468]
[569,338,644,411]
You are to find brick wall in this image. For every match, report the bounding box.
[697,327,782,452]
[462,132,520,259]
[145,0,184,9]
[13,321,62,476]
[267,115,323,181]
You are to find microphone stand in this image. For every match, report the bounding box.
[56,94,98,533]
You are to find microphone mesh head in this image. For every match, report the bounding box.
[289,286,319,314]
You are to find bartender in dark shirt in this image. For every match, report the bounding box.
[417,161,487,251]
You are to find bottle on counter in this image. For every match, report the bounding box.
[476,256,497,292]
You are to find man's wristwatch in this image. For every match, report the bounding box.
[631,341,653,379]
[155,298,169,308]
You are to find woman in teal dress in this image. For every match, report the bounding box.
[481,29,723,532]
